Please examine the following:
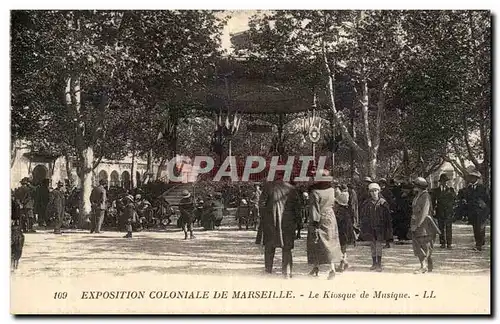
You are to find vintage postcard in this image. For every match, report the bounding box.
[10,8,491,314]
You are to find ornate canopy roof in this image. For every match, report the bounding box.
[202,82,320,115]
[195,58,332,115]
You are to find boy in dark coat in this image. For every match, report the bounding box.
[122,195,137,238]
[236,199,251,230]
[359,183,392,272]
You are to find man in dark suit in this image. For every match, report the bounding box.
[50,181,66,234]
[357,176,372,206]
[379,178,395,248]
[90,179,107,234]
[256,179,301,278]
[178,190,195,239]
[431,174,456,249]
[35,179,50,227]
[14,177,36,233]
[463,171,490,251]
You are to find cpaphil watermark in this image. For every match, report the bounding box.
[167,155,333,183]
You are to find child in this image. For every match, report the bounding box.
[236,199,251,230]
[122,195,137,238]
[359,183,392,272]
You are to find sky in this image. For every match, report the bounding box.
[218,10,257,53]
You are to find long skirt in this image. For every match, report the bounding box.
[335,205,354,247]
[412,234,434,260]
[307,210,342,265]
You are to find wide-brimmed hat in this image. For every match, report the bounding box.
[413,177,428,189]
[378,178,387,184]
[241,199,248,205]
[468,171,481,178]
[124,195,134,202]
[368,183,381,191]
[439,173,450,182]
[181,190,191,198]
[364,176,373,183]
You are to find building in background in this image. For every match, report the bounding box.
[10,140,168,190]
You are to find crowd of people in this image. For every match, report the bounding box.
[11,177,77,233]
[10,178,177,235]
[11,168,490,278]
[254,169,490,279]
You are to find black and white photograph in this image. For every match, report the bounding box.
[8,5,492,314]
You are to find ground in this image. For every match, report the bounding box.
[10,223,491,314]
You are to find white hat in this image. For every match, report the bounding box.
[368,183,381,191]
[413,177,428,189]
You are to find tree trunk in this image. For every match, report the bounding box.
[144,148,153,184]
[360,80,372,150]
[367,148,377,180]
[131,146,136,190]
[322,41,366,158]
[479,105,490,188]
[64,152,74,187]
[350,104,357,179]
[78,146,94,227]
[403,147,410,177]
[156,157,167,180]
[11,140,18,168]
